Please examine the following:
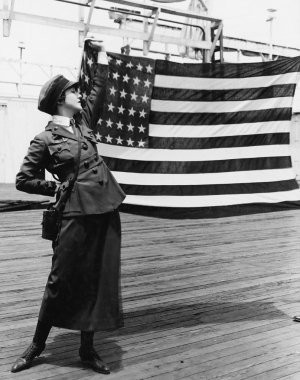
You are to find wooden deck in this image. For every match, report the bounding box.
[2,187,300,379]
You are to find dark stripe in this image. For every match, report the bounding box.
[120,180,298,196]
[149,133,289,150]
[152,84,296,102]
[149,108,292,126]
[155,56,300,78]
[120,201,300,219]
[103,156,292,174]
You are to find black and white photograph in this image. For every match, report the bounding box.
[1,0,300,379]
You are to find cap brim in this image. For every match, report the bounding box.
[61,80,79,94]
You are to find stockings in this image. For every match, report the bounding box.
[80,331,95,350]
[32,320,52,347]
[32,319,95,352]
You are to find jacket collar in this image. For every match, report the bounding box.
[45,121,83,141]
[45,121,97,144]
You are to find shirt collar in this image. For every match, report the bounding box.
[52,115,72,127]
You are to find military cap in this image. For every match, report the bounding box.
[38,75,79,115]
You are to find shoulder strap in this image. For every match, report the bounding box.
[72,126,82,183]
[54,127,82,211]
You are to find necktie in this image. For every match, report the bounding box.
[70,118,76,135]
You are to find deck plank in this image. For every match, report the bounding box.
[1,185,300,379]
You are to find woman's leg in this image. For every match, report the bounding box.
[10,319,52,373]
[79,331,110,374]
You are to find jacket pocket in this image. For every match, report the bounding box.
[48,141,73,163]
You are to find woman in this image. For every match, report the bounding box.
[11,40,126,375]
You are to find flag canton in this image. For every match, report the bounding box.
[95,53,155,148]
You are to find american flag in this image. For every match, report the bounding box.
[79,43,300,218]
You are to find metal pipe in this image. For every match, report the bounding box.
[55,0,206,34]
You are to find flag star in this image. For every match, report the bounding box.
[116,59,122,65]
[127,137,134,146]
[107,55,113,62]
[123,73,130,83]
[116,136,123,145]
[87,57,93,67]
[84,74,89,83]
[95,132,102,142]
[141,93,149,103]
[130,92,138,101]
[136,63,143,71]
[127,122,135,132]
[139,109,146,118]
[105,134,113,143]
[81,92,87,101]
[118,104,125,114]
[107,102,115,111]
[98,117,103,125]
[109,86,117,95]
[112,72,120,80]
[138,139,145,147]
[126,61,134,68]
[116,121,124,130]
[144,79,151,88]
[80,68,84,78]
[128,107,136,116]
[138,124,146,133]
[133,77,140,85]
[106,118,113,127]
[146,64,153,73]
[120,89,127,98]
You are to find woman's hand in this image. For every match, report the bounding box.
[86,39,107,64]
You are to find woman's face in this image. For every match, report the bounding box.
[63,87,82,113]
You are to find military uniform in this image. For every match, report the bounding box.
[16,64,126,331]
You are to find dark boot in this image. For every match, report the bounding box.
[79,331,110,374]
[10,319,51,373]
[11,342,45,373]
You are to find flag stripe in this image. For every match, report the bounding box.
[149,121,291,138]
[98,143,290,161]
[154,72,299,90]
[102,156,291,174]
[155,57,300,78]
[150,108,292,125]
[124,189,300,208]
[112,168,296,185]
[152,84,296,102]
[120,180,299,196]
[149,133,289,150]
[151,97,293,113]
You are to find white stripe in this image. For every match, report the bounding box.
[149,121,291,138]
[151,97,293,113]
[112,168,296,185]
[98,143,290,162]
[123,189,300,208]
[154,71,300,90]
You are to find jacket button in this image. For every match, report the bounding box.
[57,146,62,152]
[84,161,89,168]
[82,142,88,150]
[92,168,97,174]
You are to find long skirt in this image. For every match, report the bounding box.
[37,210,123,331]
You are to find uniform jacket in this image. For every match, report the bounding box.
[16,65,126,216]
